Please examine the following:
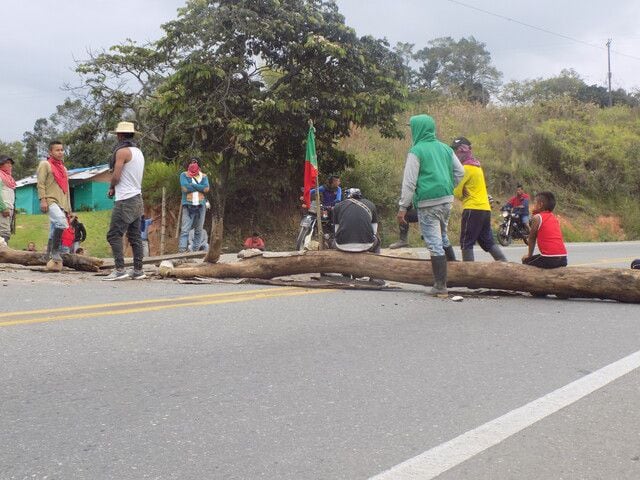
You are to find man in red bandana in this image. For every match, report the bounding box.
[178,157,210,253]
[0,155,17,244]
[36,141,72,271]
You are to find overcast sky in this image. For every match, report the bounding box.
[1,0,639,142]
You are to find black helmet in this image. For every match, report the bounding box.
[345,188,362,199]
[450,136,471,150]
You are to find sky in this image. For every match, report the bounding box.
[1,0,639,142]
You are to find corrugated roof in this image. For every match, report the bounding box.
[16,164,110,188]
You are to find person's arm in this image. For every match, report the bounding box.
[0,185,7,215]
[522,197,530,212]
[36,161,49,212]
[522,214,541,261]
[453,165,470,200]
[451,152,465,187]
[108,148,132,198]
[310,185,323,196]
[197,175,210,193]
[335,186,342,202]
[180,172,197,192]
[397,152,419,224]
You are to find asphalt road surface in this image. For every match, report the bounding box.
[1,241,639,479]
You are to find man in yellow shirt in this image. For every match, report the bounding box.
[452,137,507,262]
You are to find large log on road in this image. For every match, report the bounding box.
[0,245,103,272]
[160,250,640,303]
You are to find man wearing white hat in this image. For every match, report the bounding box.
[103,121,146,281]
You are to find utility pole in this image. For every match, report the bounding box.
[606,39,612,107]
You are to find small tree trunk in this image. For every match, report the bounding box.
[160,250,640,303]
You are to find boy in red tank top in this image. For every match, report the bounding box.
[522,191,567,269]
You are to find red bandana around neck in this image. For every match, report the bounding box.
[48,157,69,193]
[0,166,16,189]
[187,163,201,178]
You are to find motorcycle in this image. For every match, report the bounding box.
[496,205,529,246]
[295,200,335,251]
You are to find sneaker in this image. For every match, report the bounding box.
[389,240,409,249]
[102,269,130,281]
[128,269,147,280]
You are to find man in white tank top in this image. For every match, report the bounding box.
[104,121,146,281]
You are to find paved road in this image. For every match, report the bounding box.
[1,242,639,479]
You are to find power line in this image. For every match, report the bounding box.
[445,0,640,61]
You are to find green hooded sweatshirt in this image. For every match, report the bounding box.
[409,114,455,203]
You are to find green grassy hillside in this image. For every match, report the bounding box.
[338,95,640,244]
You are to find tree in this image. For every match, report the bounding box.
[500,69,640,108]
[75,0,407,249]
[22,117,59,174]
[413,36,502,103]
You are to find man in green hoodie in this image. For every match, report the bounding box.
[397,114,465,296]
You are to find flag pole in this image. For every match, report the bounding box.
[309,120,324,249]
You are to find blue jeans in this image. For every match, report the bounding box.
[179,205,206,252]
[48,203,69,238]
[417,203,452,257]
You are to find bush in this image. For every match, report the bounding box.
[142,161,182,206]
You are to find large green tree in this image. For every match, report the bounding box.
[75,0,407,229]
[413,36,502,103]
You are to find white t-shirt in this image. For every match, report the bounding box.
[115,147,144,201]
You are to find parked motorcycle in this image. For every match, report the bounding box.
[496,205,529,246]
[296,200,335,251]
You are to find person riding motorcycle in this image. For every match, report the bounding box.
[505,184,530,227]
[309,174,342,209]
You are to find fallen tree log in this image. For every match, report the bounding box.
[0,246,103,272]
[159,250,640,303]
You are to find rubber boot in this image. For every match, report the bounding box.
[462,249,475,262]
[389,223,409,249]
[430,255,448,297]
[46,228,64,272]
[489,244,507,262]
[444,245,457,261]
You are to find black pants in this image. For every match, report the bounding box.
[107,195,144,270]
[460,209,494,251]
[523,255,567,269]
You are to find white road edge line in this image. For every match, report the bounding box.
[370,349,640,480]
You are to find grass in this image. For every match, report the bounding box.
[9,210,113,258]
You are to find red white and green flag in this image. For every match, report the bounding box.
[303,124,318,206]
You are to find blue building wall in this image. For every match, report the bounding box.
[73,182,114,212]
[15,185,39,214]
[15,181,114,214]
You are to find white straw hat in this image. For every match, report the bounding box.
[111,121,140,134]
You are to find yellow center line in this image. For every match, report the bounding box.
[0,287,299,318]
[0,289,330,328]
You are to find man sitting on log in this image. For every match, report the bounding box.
[521,191,568,269]
[332,188,379,253]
